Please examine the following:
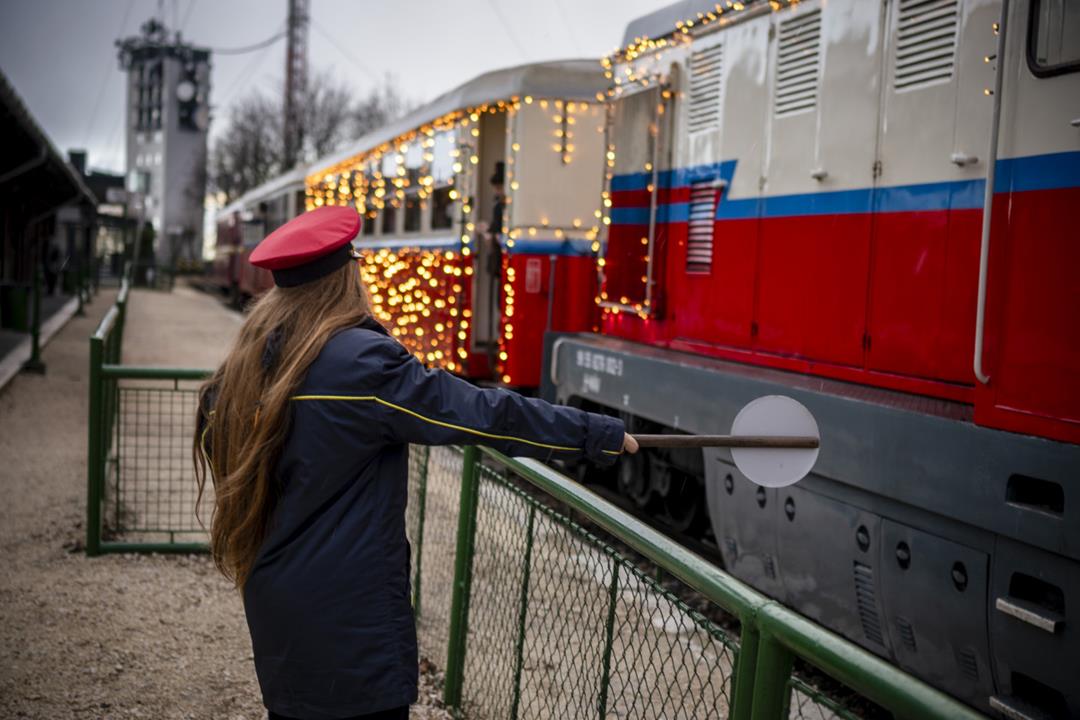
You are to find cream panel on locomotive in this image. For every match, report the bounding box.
[876,0,999,189]
[705,16,770,213]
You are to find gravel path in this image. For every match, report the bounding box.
[0,284,451,720]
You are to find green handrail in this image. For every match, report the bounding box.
[101,365,211,381]
[753,602,986,720]
[468,447,986,720]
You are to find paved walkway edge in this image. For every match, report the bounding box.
[0,297,80,395]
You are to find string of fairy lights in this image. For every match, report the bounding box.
[306,95,605,382]
[594,0,801,321]
[302,0,800,379]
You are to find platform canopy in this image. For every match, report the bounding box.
[0,69,96,219]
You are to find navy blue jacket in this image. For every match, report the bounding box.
[241,321,624,719]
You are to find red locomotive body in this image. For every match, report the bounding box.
[549,1,1080,716]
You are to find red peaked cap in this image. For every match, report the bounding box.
[249,206,360,287]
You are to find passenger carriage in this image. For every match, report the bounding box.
[211,165,308,302]
[305,61,608,387]
[551,1,1080,717]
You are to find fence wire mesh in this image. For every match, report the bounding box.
[408,446,740,719]
[409,444,463,664]
[101,380,209,545]
[787,675,870,720]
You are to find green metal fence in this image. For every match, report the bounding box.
[86,282,210,555]
[83,307,985,717]
[409,446,987,720]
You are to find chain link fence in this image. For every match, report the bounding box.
[102,380,208,546]
[406,446,745,719]
[407,446,985,720]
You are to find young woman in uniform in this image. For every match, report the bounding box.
[194,206,636,720]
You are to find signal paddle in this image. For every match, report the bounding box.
[630,395,820,488]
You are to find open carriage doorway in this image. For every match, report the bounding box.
[470,111,507,360]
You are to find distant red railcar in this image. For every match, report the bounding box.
[211,167,307,303]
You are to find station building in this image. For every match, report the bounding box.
[116,19,211,271]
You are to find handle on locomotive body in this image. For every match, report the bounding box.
[631,434,820,449]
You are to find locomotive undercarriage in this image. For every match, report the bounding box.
[612,414,709,536]
[558,396,711,539]
[547,332,1080,719]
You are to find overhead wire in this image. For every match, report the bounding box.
[209,30,287,55]
[552,0,585,55]
[179,0,197,33]
[483,0,531,59]
[310,18,377,76]
[83,0,137,149]
[215,25,284,110]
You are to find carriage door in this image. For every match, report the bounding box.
[868,0,996,383]
[601,80,671,316]
[756,0,883,367]
[470,111,507,354]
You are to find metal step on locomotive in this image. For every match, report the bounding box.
[545,1,1079,718]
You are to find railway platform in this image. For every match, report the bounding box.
[0,281,449,719]
[68,278,987,720]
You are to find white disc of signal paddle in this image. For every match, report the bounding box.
[730,395,820,488]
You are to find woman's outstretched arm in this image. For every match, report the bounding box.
[294,327,629,466]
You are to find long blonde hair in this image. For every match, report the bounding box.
[194,261,371,587]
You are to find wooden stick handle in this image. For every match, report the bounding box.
[631,434,820,449]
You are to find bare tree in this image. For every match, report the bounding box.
[302,71,355,161]
[209,71,409,203]
[208,92,282,203]
[349,75,408,138]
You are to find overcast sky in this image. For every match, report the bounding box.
[0,0,661,175]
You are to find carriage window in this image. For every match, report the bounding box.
[431,131,456,184]
[381,205,397,235]
[404,142,424,184]
[403,192,422,232]
[379,153,395,177]
[1029,0,1080,75]
[431,186,453,230]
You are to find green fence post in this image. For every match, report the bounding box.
[412,446,430,618]
[750,623,794,720]
[509,504,537,720]
[730,612,761,720]
[86,333,103,556]
[22,261,46,374]
[444,445,481,713]
[597,559,621,718]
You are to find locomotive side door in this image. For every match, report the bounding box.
[755,0,883,368]
[601,79,672,316]
[975,0,1080,444]
[867,0,998,384]
[469,110,507,358]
